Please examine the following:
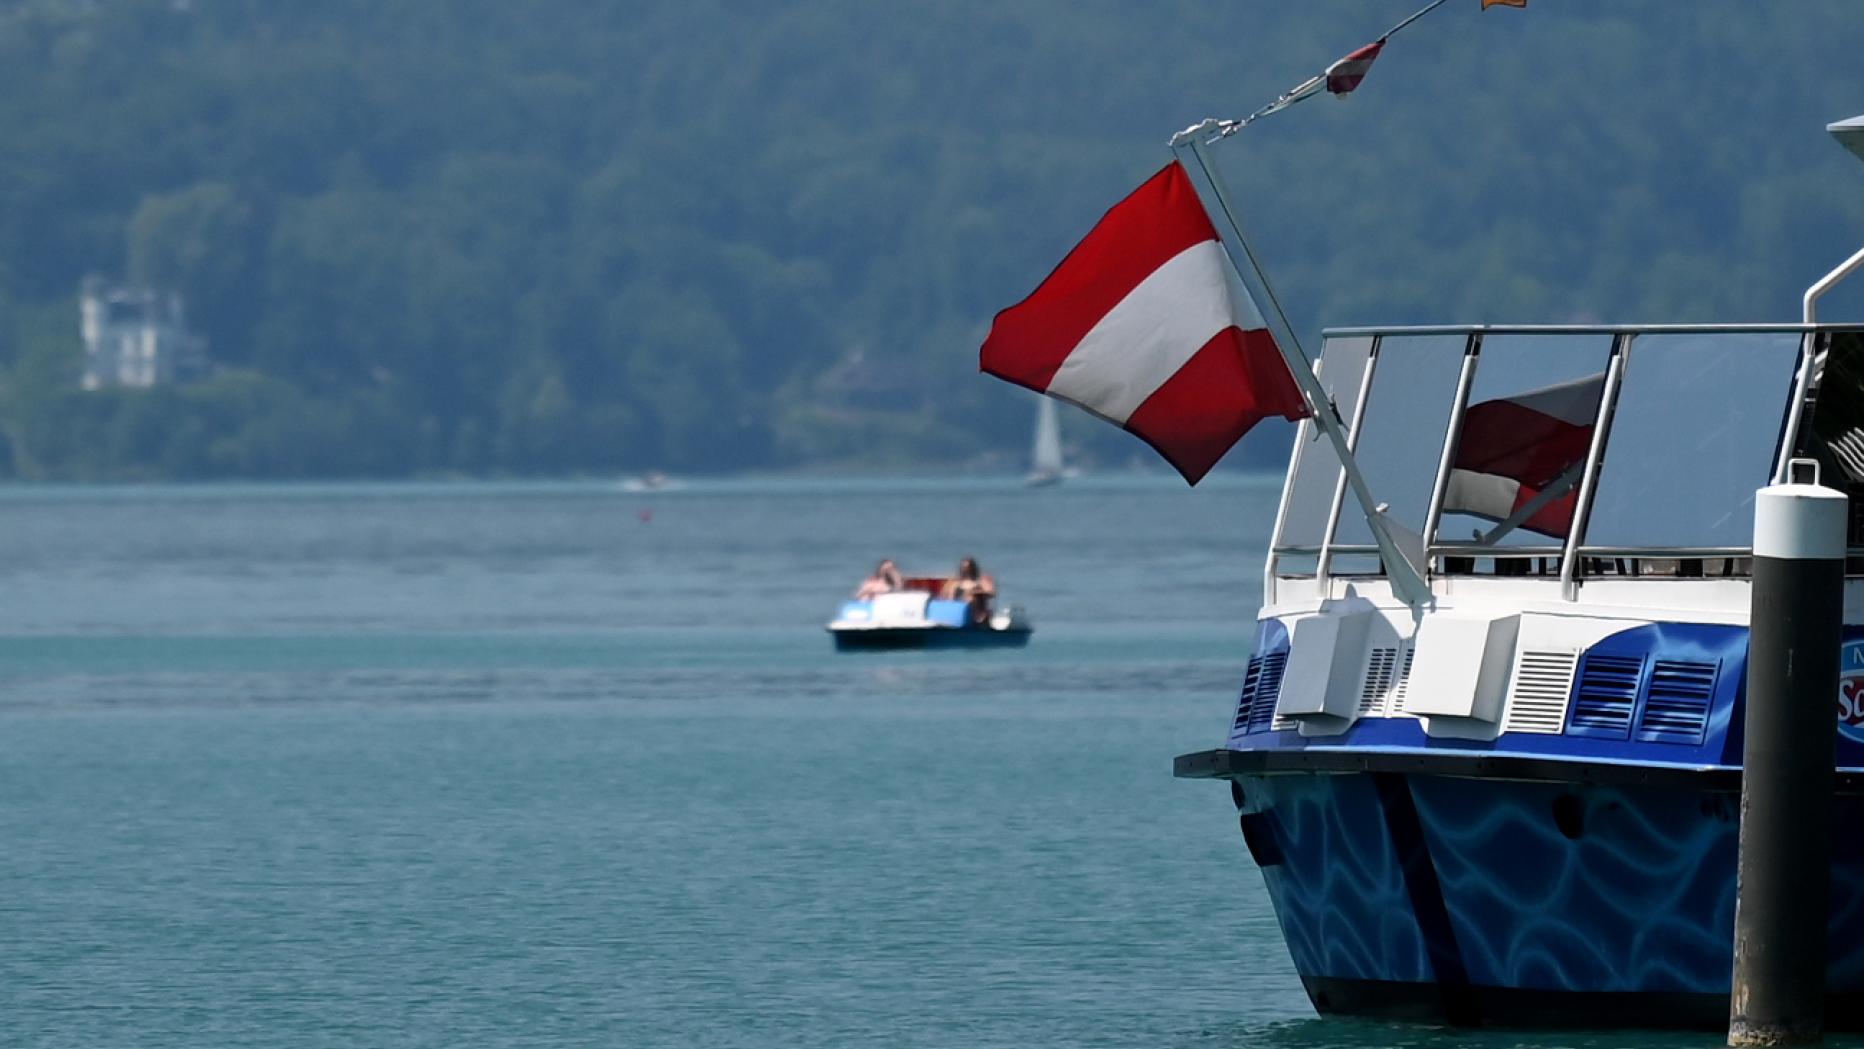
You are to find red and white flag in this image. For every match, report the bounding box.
[979,162,1308,484]
[1324,39,1385,95]
[1442,372,1604,539]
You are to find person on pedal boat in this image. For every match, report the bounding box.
[939,557,996,624]
[853,559,904,600]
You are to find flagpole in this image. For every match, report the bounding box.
[1170,121,1432,610]
[1201,0,1459,139]
[1472,459,1586,547]
[1384,0,1452,38]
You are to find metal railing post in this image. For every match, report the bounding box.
[1558,333,1631,599]
[1420,334,1482,578]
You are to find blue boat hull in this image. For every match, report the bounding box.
[1229,769,1864,1028]
[830,625,1032,651]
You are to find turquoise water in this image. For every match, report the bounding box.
[0,478,1722,1047]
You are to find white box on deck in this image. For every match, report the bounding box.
[1275,609,1375,720]
[1403,612,1520,724]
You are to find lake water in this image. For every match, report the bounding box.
[0,478,1722,1048]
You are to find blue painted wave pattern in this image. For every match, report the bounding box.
[1249,775,1432,984]
[1409,778,1736,993]
[1241,773,1864,1003]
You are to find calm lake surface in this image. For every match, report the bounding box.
[0,477,1730,1048]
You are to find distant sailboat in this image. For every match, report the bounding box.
[1025,396,1067,487]
[620,470,679,492]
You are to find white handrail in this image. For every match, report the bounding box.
[1804,244,1864,326]
[1776,243,1864,483]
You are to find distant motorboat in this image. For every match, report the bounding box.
[1024,396,1075,487]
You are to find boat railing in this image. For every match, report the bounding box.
[1313,550,1757,582]
[1266,323,1864,603]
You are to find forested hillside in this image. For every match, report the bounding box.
[0,0,1860,479]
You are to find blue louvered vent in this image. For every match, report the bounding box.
[1636,659,1717,745]
[1567,653,1642,739]
[1247,652,1288,734]
[1229,656,1265,740]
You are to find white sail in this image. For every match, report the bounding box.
[1027,396,1064,485]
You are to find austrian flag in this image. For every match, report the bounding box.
[1443,372,1605,539]
[980,162,1309,484]
[1324,39,1384,95]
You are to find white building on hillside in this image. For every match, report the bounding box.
[79,276,208,390]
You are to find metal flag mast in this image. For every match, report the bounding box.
[1167,124,1431,610]
[1157,0,1529,609]
[1157,0,1495,611]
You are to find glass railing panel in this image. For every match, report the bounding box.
[1331,334,1466,549]
[1581,331,1801,552]
[1434,333,1614,551]
[1272,335,1373,552]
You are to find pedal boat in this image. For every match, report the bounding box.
[827,577,1032,650]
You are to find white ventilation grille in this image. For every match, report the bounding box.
[1271,710,1297,731]
[1389,647,1417,717]
[1358,647,1398,717]
[1502,649,1580,734]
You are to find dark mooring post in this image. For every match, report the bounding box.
[1729,460,1846,1047]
